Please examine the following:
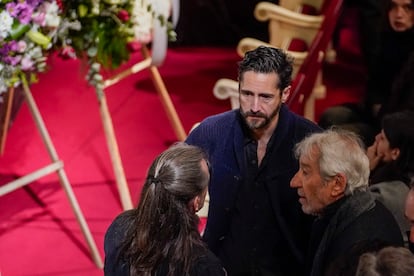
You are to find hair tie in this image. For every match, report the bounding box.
[148,176,161,185]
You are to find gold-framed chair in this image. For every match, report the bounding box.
[278,0,326,14]
[214,1,327,121]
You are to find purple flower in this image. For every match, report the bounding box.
[9,40,19,52]
[18,5,35,24]
[6,3,20,17]
[4,55,22,66]
[6,2,36,25]
[27,0,45,7]
[0,41,16,57]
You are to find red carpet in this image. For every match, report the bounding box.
[0,10,365,275]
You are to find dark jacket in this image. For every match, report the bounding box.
[369,162,411,246]
[104,210,225,276]
[308,191,404,276]
[186,104,322,275]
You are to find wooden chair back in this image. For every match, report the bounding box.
[288,0,344,115]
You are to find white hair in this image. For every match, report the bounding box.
[295,129,369,195]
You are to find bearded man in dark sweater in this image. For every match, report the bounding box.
[186,46,321,275]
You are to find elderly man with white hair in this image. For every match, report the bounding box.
[290,129,404,276]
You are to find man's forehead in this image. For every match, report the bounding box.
[299,154,314,167]
[299,146,320,162]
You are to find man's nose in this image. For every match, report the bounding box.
[396,6,405,16]
[290,172,300,188]
[250,96,260,112]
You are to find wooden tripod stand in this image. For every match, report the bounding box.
[0,81,103,268]
[95,45,187,211]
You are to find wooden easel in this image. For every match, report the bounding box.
[0,81,103,268]
[0,86,17,154]
[94,44,186,211]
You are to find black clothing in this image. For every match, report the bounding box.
[307,191,404,276]
[305,197,347,275]
[380,51,414,117]
[365,29,414,112]
[219,128,284,275]
[370,162,411,186]
[104,210,225,276]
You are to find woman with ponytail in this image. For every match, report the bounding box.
[104,143,226,276]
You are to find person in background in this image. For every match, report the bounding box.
[405,182,414,251]
[319,0,414,146]
[186,46,321,275]
[379,51,414,117]
[367,110,414,245]
[103,143,226,276]
[290,129,404,276]
[355,246,414,276]
[354,0,388,72]
[324,239,393,276]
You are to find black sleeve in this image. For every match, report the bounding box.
[104,210,135,276]
[190,250,227,276]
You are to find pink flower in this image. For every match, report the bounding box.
[32,11,46,26]
[117,10,129,22]
[59,46,76,59]
[127,40,142,52]
[16,41,28,53]
[21,56,34,71]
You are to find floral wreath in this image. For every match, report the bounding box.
[0,0,61,96]
[0,0,176,100]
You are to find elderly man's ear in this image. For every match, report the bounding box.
[331,173,346,198]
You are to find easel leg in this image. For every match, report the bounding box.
[21,80,104,268]
[96,88,133,211]
[93,46,185,210]
[141,46,187,141]
[0,86,15,154]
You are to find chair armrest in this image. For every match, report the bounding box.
[213,78,239,100]
[279,0,325,14]
[255,2,324,28]
[213,78,240,109]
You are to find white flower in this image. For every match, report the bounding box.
[130,0,172,43]
[0,73,7,94]
[91,0,100,15]
[131,0,153,43]
[0,10,13,39]
[27,45,43,60]
[44,2,61,28]
[149,0,171,17]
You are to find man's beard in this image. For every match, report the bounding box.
[240,102,282,130]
